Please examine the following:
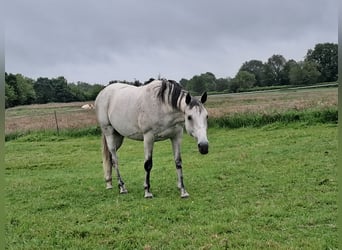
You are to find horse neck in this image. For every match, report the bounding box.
[155,81,187,114]
[178,94,188,114]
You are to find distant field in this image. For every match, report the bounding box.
[5,102,97,134]
[206,87,337,118]
[5,87,338,135]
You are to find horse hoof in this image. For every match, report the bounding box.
[119,188,128,194]
[181,191,189,198]
[106,184,113,189]
[119,186,128,194]
[144,192,153,198]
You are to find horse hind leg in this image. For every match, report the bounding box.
[102,134,113,189]
[102,127,127,193]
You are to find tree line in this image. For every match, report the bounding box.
[5,74,103,108]
[5,42,337,108]
[181,42,337,94]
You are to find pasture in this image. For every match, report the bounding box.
[5,87,338,249]
[5,125,337,249]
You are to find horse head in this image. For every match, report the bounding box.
[184,92,209,154]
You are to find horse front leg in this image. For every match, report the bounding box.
[171,135,189,198]
[143,134,154,198]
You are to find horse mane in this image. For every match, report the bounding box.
[144,78,155,84]
[157,79,185,110]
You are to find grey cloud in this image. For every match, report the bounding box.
[5,0,338,83]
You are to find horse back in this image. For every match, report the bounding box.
[95,82,183,140]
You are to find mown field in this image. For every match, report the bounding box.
[5,87,338,249]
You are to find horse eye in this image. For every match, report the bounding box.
[206,115,208,120]
[187,115,192,121]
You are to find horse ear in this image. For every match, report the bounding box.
[185,93,191,105]
[201,92,207,104]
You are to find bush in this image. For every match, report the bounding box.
[208,108,337,128]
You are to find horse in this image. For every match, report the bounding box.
[94,79,209,198]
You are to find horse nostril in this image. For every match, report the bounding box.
[198,142,209,155]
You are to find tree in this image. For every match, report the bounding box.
[68,83,87,101]
[5,73,18,106]
[70,81,104,100]
[15,74,36,105]
[282,59,297,85]
[88,84,104,100]
[186,75,206,94]
[239,60,264,86]
[230,71,256,92]
[305,43,338,82]
[201,72,216,92]
[263,54,287,85]
[179,78,189,89]
[5,82,16,108]
[301,61,321,85]
[5,73,36,107]
[186,72,217,93]
[51,76,75,102]
[288,62,303,85]
[34,77,54,103]
[215,77,230,92]
[289,61,321,85]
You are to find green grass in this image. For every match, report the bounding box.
[209,108,338,129]
[5,124,337,249]
[5,126,101,142]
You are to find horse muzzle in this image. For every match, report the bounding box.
[198,142,209,154]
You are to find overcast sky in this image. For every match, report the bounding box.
[5,0,338,84]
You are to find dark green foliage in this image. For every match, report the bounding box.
[5,73,36,107]
[5,74,104,108]
[288,61,321,85]
[230,70,256,92]
[239,59,264,86]
[305,43,338,82]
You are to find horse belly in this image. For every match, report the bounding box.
[139,113,184,141]
[154,124,183,141]
[109,112,144,140]
[106,92,144,140]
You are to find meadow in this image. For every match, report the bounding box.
[5,87,338,249]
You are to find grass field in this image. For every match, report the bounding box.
[5,124,337,249]
[5,87,338,249]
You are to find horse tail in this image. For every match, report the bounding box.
[102,133,113,189]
